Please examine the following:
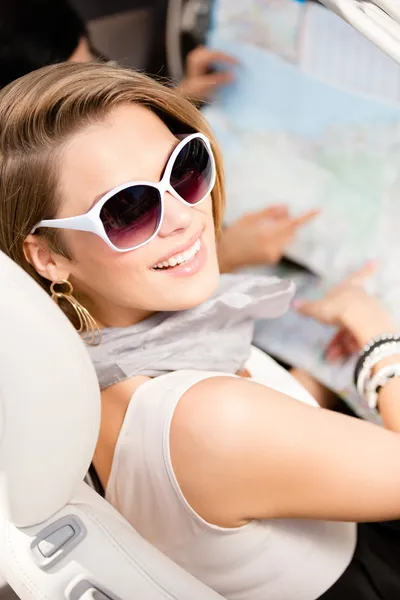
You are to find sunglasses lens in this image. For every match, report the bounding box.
[170,138,214,205]
[100,185,161,250]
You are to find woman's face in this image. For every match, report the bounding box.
[43,104,220,326]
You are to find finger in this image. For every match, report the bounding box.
[335,337,357,361]
[259,209,315,236]
[203,71,235,88]
[325,343,344,363]
[251,204,289,223]
[263,204,290,219]
[187,72,235,101]
[289,209,320,230]
[324,330,344,361]
[326,330,358,362]
[345,260,379,286]
[341,330,359,355]
[326,341,349,363]
[260,219,293,236]
[202,49,240,66]
[188,47,239,72]
[293,298,326,322]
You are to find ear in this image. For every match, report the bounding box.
[23,234,71,283]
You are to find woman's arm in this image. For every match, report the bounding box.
[171,374,400,527]
[170,268,400,527]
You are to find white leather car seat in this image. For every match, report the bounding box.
[0,250,224,600]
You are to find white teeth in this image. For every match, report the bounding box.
[153,238,201,269]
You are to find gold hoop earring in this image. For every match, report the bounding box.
[50,280,101,346]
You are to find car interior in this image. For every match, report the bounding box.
[1,1,399,598]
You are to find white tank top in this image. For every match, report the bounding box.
[106,347,356,600]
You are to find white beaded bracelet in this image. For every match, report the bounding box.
[356,341,400,397]
[366,364,400,410]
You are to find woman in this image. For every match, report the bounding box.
[1,62,400,600]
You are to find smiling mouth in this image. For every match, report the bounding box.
[152,238,202,270]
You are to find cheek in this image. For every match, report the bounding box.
[66,232,146,290]
[192,196,216,237]
[65,231,114,267]
[200,202,217,253]
[201,195,214,218]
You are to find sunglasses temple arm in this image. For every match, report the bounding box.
[31,217,97,235]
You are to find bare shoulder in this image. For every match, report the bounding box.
[169,375,286,527]
[171,375,295,442]
[171,375,274,449]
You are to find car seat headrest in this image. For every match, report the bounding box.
[0,252,101,527]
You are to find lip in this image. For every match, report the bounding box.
[156,237,207,278]
[151,229,204,267]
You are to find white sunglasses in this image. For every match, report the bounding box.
[31,133,216,252]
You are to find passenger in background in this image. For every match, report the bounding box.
[0,0,235,101]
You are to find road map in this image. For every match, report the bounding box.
[205,0,400,419]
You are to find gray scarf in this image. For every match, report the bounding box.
[88,274,295,389]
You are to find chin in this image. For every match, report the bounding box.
[161,260,220,312]
[149,230,221,311]
[184,268,220,309]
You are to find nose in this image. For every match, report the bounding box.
[157,192,193,238]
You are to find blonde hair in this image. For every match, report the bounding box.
[0,61,225,298]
